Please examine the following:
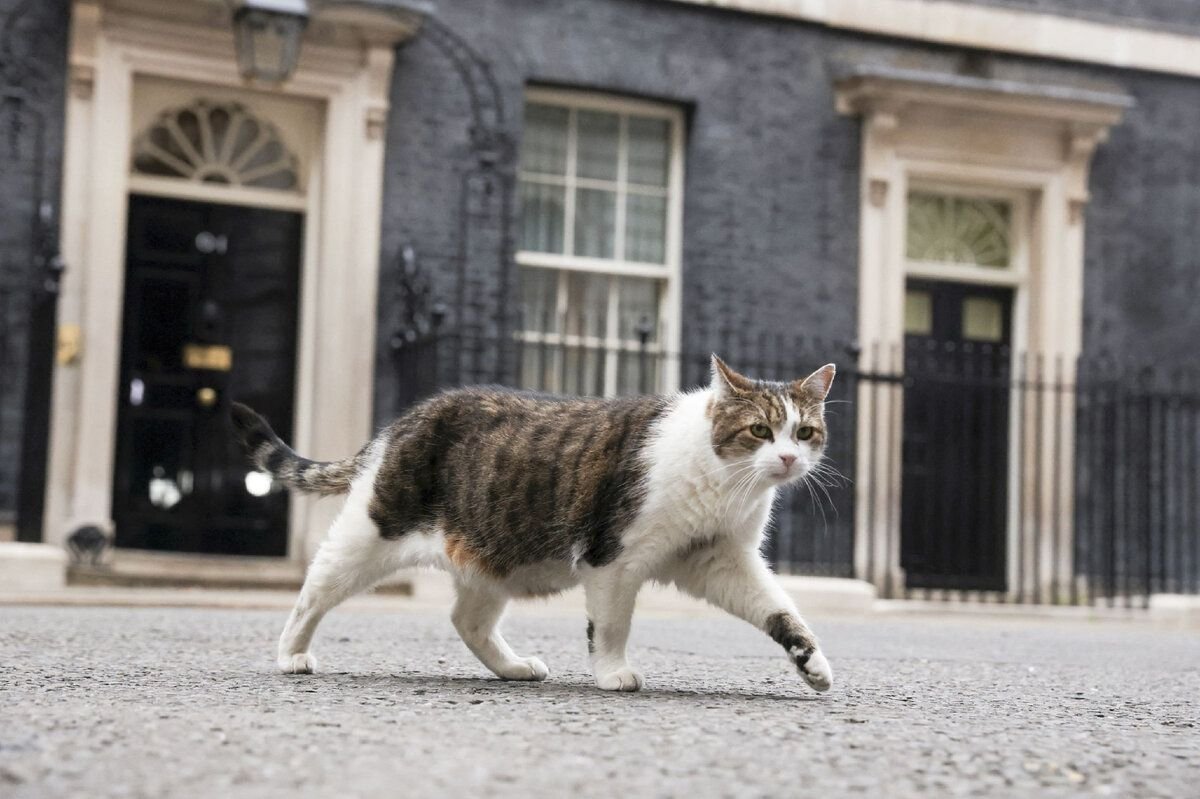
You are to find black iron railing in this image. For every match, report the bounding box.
[391,328,1200,606]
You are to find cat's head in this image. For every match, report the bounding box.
[706,355,836,486]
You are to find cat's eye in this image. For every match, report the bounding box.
[796,426,815,441]
[749,423,772,439]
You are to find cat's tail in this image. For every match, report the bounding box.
[230,402,360,495]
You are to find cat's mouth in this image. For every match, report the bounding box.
[768,466,800,482]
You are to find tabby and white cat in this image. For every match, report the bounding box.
[231,355,836,693]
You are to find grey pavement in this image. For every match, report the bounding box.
[1,603,1198,798]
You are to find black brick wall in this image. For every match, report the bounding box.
[0,0,69,517]
[1,0,1194,522]
[374,0,1200,424]
[374,0,865,420]
[1081,70,1200,363]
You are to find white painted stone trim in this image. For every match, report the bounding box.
[45,0,406,564]
[836,72,1127,601]
[667,0,1200,79]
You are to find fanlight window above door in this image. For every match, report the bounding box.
[132,99,301,191]
[905,191,1012,269]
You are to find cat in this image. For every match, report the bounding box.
[231,355,836,693]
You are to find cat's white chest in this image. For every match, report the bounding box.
[658,469,771,532]
[626,390,775,559]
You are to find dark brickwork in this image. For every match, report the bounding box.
[374,0,1200,422]
[0,0,69,518]
[374,0,865,419]
[0,0,1194,532]
[1079,70,1200,365]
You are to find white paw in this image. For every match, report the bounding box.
[595,666,645,692]
[278,652,318,674]
[496,656,550,682]
[794,647,832,693]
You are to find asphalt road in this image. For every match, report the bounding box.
[2,603,1198,798]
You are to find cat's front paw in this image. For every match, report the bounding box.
[595,666,645,692]
[496,656,550,682]
[790,646,832,693]
[278,652,318,674]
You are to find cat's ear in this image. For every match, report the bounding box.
[711,354,754,397]
[795,363,836,400]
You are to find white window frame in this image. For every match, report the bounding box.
[516,87,685,395]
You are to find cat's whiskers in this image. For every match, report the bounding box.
[693,459,752,482]
[801,474,830,531]
[702,461,759,496]
[720,467,759,521]
[719,468,753,514]
[806,471,838,522]
[786,460,842,529]
[724,465,769,524]
[809,461,851,488]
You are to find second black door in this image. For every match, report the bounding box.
[901,279,1013,591]
[112,195,303,556]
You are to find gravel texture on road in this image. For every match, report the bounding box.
[1,603,1198,798]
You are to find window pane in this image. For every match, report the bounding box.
[521,104,569,175]
[904,290,932,336]
[962,296,1004,342]
[520,343,561,393]
[573,188,616,258]
[625,193,667,263]
[563,346,606,396]
[906,192,1012,268]
[563,272,610,338]
[618,351,660,396]
[519,181,565,254]
[627,116,669,187]
[576,110,619,181]
[518,266,560,333]
[617,277,660,342]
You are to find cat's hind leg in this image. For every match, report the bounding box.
[277,497,401,674]
[450,579,549,681]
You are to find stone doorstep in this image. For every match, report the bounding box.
[1147,593,1200,626]
[874,596,1200,630]
[63,548,412,595]
[1,579,1196,630]
[0,567,878,619]
[395,569,879,617]
[776,574,878,614]
[0,542,67,592]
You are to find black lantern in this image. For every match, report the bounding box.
[231,0,309,83]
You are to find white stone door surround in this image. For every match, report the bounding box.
[836,68,1130,598]
[46,0,416,562]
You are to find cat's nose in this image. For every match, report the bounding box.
[778,453,797,469]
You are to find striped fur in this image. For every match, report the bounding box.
[366,388,669,577]
[230,402,365,495]
[233,356,840,695]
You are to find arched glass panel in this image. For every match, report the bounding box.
[132,99,301,192]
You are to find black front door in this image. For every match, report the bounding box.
[901,279,1013,591]
[112,195,302,556]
